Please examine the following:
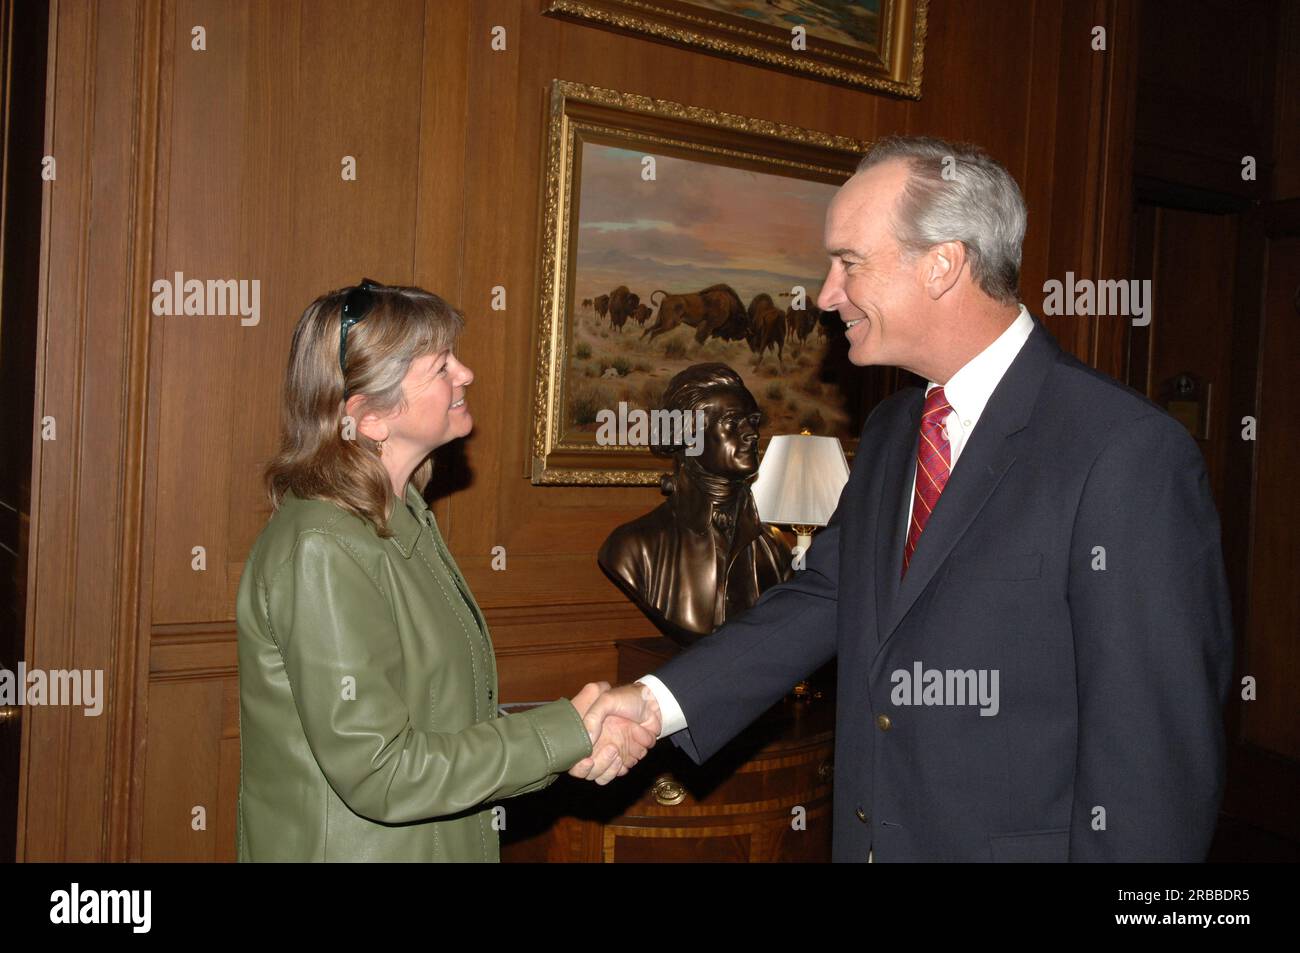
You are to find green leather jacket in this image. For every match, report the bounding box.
[235,482,593,861]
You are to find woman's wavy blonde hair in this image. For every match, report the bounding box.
[263,281,465,536]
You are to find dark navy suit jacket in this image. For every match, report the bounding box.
[651,316,1233,861]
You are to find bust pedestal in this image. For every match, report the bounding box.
[500,637,836,862]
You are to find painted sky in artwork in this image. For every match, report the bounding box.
[681,0,881,50]
[575,144,839,307]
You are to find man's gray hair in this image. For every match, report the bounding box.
[855,136,1026,303]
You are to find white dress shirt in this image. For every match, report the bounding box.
[637,305,1037,740]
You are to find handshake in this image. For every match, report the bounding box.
[566,681,664,785]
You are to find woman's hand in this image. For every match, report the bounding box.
[569,681,610,722]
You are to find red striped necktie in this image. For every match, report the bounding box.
[902,385,952,577]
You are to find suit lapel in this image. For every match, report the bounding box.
[881,411,1020,646]
[877,317,1060,649]
[874,391,922,643]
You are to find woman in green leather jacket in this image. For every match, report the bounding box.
[235,280,656,861]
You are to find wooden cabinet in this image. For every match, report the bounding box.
[501,637,835,862]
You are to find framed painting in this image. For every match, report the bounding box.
[541,0,927,98]
[530,79,908,486]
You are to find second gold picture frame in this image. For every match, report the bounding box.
[542,0,927,98]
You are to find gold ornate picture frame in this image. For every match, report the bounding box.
[542,0,927,99]
[530,79,890,486]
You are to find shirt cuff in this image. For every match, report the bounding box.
[634,674,687,739]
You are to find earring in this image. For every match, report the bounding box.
[377,439,385,456]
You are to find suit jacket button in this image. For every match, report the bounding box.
[855,806,869,824]
[875,714,892,731]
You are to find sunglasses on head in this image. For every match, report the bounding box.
[339,277,381,374]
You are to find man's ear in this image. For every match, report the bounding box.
[343,393,388,443]
[923,240,966,300]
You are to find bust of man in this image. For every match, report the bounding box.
[598,362,793,645]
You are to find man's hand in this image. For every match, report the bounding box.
[568,681,609,721]
[568,682,663,785]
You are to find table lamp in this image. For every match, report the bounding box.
[751,429,851,562]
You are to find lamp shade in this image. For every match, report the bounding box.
[751,433,851,527]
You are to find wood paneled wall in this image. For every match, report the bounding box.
[22,0,1137,860]
[1128,0,1299,854]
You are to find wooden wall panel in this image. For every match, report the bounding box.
[21,0,163,861]
[1242,231,1300,763]
[1135,0,1280,197]
[1136,207,1237,505]
[140,674,237,860]
[152,0,431,624]
[1127,0,1299,855]
[24,0,1141,858]
[1273,1,1300,200]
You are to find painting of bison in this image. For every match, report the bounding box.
[530,80,886,483]
[561,142,874,448]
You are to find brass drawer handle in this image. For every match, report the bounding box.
[652,774,686,807]
[818,760,833,782]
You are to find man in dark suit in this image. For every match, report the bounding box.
[571,135,1233,862]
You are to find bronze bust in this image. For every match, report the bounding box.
[598,363,793,645]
